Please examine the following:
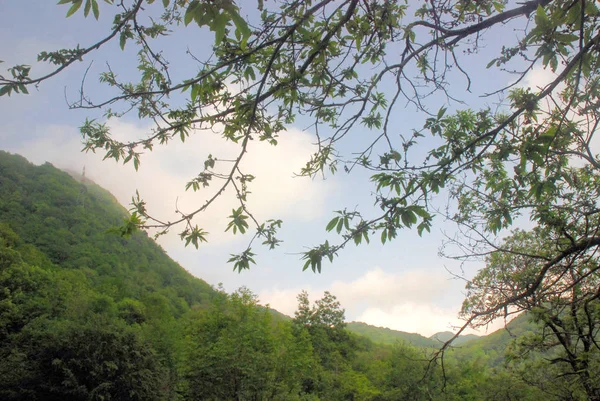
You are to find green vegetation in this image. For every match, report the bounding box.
[2,0,599,278]
[1,150,597,399]
[347,322,440,348]
[346,322,481,348]
[4,3,600,395]
[0,151,215,400]
[430,332,479,347]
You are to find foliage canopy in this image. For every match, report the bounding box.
[0,149,583,400]
[3,0,600,363]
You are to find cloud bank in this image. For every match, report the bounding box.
[260,266,506,337]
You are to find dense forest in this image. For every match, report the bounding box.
[0,150,595,400]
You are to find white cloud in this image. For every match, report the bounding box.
[330,267,450,308]
[521,65,560,92]
[357,304,460,336]
[6,119,333,247]
[258,287,304,318]
[259,266,505,337]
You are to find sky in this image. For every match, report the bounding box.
[0,1,554,337]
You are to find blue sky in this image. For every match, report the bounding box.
[0,1,551,336]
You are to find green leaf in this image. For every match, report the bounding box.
[184,1,199,26]
[84,0,91,17]
[213,16,227,46]
[437,107,447,119]
[228,9,251,41]
[184,226,209,249]
[0,85,12,97]
[336,218,343,234]
[228,249,256,272]
[92,0,100,19]
[66,0,82,17]
[534,5,549,29]
[417,222,430,236]
[326,217,339,232]
[190,84,199,102]
[401,210,417,227]
[18,84,29,94]
[225,207,249,235]
[412,206,430,219]
[244,66,256,82]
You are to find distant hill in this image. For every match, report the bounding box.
[450,313,537,365]
[429,331,479,346]
[346,321,475,348]
[346,319,537,351]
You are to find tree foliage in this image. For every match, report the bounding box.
[462,229,600,399]
[3,0,600,391]
[3,0,599,270]
[0,151,563,400]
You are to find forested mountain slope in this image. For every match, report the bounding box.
[0,151,218,399]
[0,151,215,307]
[347,322,479,348]
[450,313,537,366]
[347,322,440,348]
[0,151,552,400]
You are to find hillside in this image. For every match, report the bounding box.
[347,322,480,348]
[0,151,220,399]
[346,315,540,368]
[0,150,529,348]
[450,313,537,366]
[0,151,558,400]
[0,151,215,308]
[347,321,439,347]
[429,331,479,346]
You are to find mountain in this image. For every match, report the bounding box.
[346,315,542,370]
[347,322,481,348]
[450,313,537,366]
[347,322,437,348]
[0,151,220,399]
[0,151,215,307]
[429,331,479,346]
[0,150,538,348]
[0,151,553,401]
